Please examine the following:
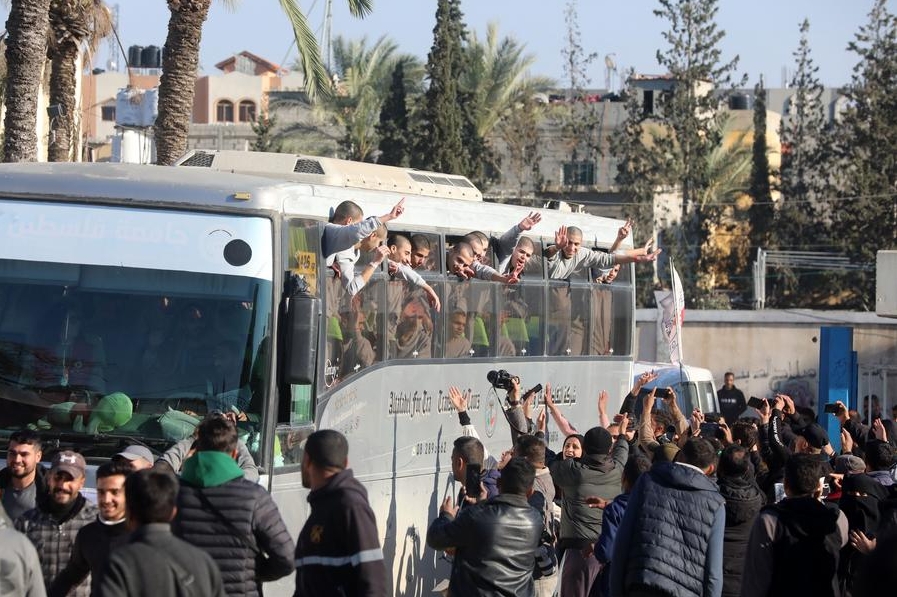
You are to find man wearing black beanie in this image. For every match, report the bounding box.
[549,415,630,597]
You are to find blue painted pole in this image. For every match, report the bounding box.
[817,327,854,454]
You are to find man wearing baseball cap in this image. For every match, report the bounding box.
[15,450,97,597]
[112,445,154,471]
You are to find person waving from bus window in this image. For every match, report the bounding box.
[447,241,519,284]
[324,198,404,296]
[545,225,661,280]
[385,234,441,312]
[493,211,542,274]
[322,198,405,259]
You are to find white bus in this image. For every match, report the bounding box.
[0,151,637,595]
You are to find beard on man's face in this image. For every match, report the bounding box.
[50,485,76,505]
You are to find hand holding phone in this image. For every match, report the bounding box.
[464,463,483,501]
[747,396,766,409]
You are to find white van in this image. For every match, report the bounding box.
[632,361,719,416]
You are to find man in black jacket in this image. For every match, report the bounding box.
[173,416,294,597]
[427,457,543,597]
[717,445,764,597]
[98,468,224,597]
[294,429,387,597]
[49,460,133,596]
[741,454,848,597]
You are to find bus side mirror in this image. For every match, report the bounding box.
[282,293,321,386]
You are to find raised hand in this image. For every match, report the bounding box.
[370,245,390,265]
[598,390,609,414]
[381,197,406,222]
[617,218,632,242]
[554,226,568,252]
[519,211,542,231]
[543,383,554,407]
[448,386,468,413]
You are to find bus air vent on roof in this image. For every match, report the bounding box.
[179,151,215,168]
[294,158,325,175]
[409,173,433,184]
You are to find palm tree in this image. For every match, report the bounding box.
[694,116,753,294]
[325,35,421,162]
[461,23,553,140]
[154,0,372,166]
[47,0,112,161]
[3,0,52,162]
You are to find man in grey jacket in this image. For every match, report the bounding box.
[16,450,97,597]
[0,507,45,597]
[550,419,630,597]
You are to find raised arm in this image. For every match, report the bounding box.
[544,382,577,438]
[378,197,406,224]
[608,218,632,253]
[638,388,659,453]
[598,389,610,429]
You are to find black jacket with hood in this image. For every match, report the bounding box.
[294,468,387,597]
[173,451,295,597]
[717,474,764,597]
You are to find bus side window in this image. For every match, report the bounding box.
[283,219,320,416]
[277,218,322,469]
[499,282,544,356]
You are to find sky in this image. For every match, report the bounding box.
[5,0,892,88]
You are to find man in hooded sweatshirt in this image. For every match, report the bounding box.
[550,417,630,597]
[716,445,764,597]
[172,415,294,597]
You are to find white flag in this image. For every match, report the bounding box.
[655,261,685,364]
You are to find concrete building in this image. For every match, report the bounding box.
[79,50,308,161]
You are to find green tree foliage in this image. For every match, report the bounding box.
[323,35,420,162]
[651,0,744,302]
[251,113,281,152]
[747,78,774,265]
[376,61,411,166]
[557,0,601,198]
[830,0,897,309]
[611,73,666,305]
[412,0,470,175]
[770,18,834,307]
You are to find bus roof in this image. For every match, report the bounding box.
[0,160,630,248]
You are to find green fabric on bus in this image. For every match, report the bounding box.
[503,318,529,343]
[326,316,343,341]
[472,315,489,347]
[526,316,541,339]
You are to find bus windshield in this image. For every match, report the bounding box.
[0,200,273,459]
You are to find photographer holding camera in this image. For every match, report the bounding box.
[487,370,542,446]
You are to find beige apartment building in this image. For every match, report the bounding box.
[80,51,305,160]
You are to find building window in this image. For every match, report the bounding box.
[563,161,596,186]
[238,100,256,122]
[216,100,234,123]
[101,105,116,121]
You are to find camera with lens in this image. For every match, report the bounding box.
[487,369,515,391]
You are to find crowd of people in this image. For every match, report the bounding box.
[419,371,897,597]
[3,378,897,597]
